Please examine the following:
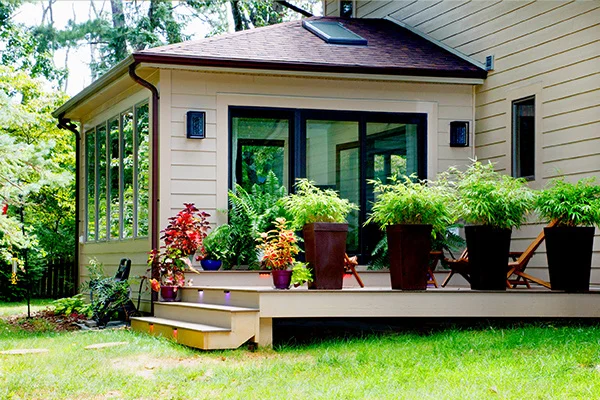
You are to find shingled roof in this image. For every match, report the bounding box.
[135,17,487,80]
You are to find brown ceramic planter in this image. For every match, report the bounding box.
[386,224,432,290]
[303,222,347,290]
[545,226,595,292]
[466,225,511,290]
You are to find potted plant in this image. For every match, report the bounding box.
[282,179,358,289]
[536,177,600,292]
[291,262,313,288]
[450,161,535,290]
[199,224,232,271]
[148,248,191,301]
[256,218,301,289]
[148,203,208,300]
[366,176,453,290]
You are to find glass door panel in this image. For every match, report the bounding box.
[232,117,290,192]
[306,120,359,252]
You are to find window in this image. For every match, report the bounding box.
[302,20,366,45]
[512,96,535,179]
[85,101,150,242]
[340,0,353,18]
[230,107,426,262]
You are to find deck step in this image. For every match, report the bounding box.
[131,316,230,332]
[131,316,252,350]
[155,302,258,313]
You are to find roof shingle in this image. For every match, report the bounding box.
[135,17,486,79]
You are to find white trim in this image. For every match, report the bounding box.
[384,15,487,71]
[140,62,485,85]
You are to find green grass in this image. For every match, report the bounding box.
[0,299,54,317]
[2,302,600,399]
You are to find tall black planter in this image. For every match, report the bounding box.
[545,226,595,292]
[466,226,511,290]
[386,224,432,290]
[303,223,348,290]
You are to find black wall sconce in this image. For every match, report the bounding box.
[186,111,206,139]
[450,121,469,147]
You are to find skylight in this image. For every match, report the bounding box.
[303,20,367,46]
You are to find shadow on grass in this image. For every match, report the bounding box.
[273,317,600,348]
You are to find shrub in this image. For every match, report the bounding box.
[448,160,535,230]
[282,179,358,229]
[535,177,600,227]
[52,294,92,318]
[366,175,453,234]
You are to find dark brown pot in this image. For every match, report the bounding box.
[545,226,595,292]
[272,270,292,289]
[304,222,347,290]
[466,225,511,290]
[386,224,432,290]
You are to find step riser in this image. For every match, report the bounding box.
[154,303,233,328]
[180,288,260,308]
[131,319,256,350]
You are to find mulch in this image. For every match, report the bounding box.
[2,309,88,332]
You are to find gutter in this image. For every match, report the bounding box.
[56,116,81,296]
[128,62,160,314]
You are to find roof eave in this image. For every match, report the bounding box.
[52,55,135,119]
[134,52,488,80]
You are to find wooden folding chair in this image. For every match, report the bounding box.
[344,254,364,288]
[440,249,470,287]
[506,221,557,289]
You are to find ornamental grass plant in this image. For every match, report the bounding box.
[366,175,453,235]
[535,176,600,227]
[447,160,535,229]
[282,178,358,229]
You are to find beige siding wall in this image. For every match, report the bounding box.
[80,87,154,310]
[163,68,475,226]
[341,0,600,281]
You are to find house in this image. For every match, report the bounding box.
[53,2,599,346]
[324,0,600,282]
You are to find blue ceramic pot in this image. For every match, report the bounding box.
[201,259,222,271]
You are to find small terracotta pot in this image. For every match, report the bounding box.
[272,270,292,289]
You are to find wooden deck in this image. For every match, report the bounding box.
[131,271,600,350]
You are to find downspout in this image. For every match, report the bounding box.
[57,116,80,296]
[128,62,160,314]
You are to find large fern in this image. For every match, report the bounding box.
[226,171,288,269]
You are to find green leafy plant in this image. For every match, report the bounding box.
[81,260,133,326]
[448,160,535,229]
[535,177,600,227]
[282,178,358,229]
[226,171,289,269]
[291,262,313,287]
[52,294,92,318]
[366,175,453,234]
[201,224,233,262]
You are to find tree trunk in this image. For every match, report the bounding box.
[110,0,127,61]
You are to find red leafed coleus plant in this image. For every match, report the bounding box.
[256,218,301,270]
[148,203,209,288]
[162,203,211,256]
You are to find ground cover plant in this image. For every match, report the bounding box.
[3,301,600,399]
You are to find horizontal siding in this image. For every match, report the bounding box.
[351,0,600,277]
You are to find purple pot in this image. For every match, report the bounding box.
[201,259,222,271]
[272,270,292,289]
[160,286,180,302]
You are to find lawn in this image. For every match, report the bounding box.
[2,301,600,399]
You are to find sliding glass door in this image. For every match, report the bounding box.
[230,107,426,263]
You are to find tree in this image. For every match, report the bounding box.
[0,66,73,300]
